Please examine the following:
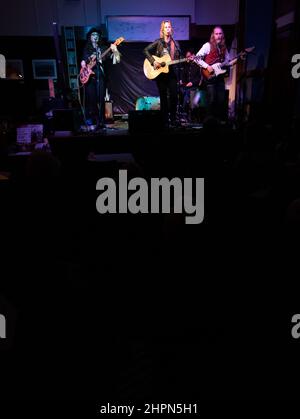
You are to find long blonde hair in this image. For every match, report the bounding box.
[160,20,174,38]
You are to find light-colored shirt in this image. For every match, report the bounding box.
[196,42,230,69]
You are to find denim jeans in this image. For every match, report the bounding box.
[206,77,226,120]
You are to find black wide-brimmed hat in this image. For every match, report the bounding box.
[86,27,102,40]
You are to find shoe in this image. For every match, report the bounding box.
[95,124,106,131]
[169,120,181,129]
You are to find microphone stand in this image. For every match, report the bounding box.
[170,35,184,125]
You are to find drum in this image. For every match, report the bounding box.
[135,96,160,111]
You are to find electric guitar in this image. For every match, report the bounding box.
[79,37,124,85]
[201,46,255,80]
[143,54,201,80]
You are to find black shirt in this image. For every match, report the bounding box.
[182,61,202,87]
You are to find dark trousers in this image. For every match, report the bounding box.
[84,68,106,126]
[206,77,226,120]
[156,71,178,124]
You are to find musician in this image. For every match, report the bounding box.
[144,20,181,127]
[196,26,235,120]
[180,50,202,121]
[81,28,119,129]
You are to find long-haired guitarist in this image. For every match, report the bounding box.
[144,20,181,127]
[196,26,236,120]
[81,27,119,129]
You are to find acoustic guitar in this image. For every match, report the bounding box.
[144,54,201,80]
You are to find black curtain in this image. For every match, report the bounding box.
[105,42,159,114]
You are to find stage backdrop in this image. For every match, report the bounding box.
[105,42,159,114]
[107,16,191,42]
[104,41,195,114]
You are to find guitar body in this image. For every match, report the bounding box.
[143,54,172,80]
[79,58,96,85]
[202,63,227,81]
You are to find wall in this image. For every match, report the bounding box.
[0,0,239,37]
[195,0,239,25]
[0,0,100,36]
[1,0,56,37]
[245,0,273,70]
[101,0,195,22]
[266,0,299,122]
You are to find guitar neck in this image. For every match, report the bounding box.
[228,49,252,66]
[229,52,243,63]
[100,46,113,60]
[168,58,187,66]
[200,47,254,75]
[88,47,110,68]
[214,53,242,69]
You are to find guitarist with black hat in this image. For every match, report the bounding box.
[81,27,120,130]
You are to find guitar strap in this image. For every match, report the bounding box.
[162,39,175,60]
[170,40,175,61]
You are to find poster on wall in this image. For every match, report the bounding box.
[106,15,190,41]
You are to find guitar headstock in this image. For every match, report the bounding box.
[114,37,125,46]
